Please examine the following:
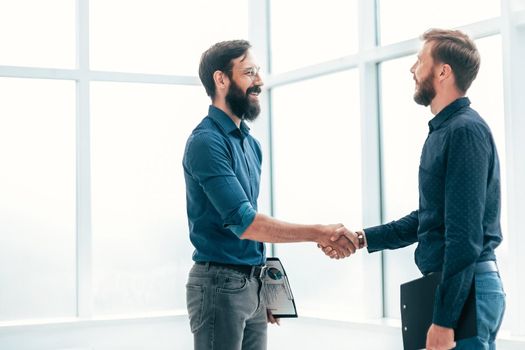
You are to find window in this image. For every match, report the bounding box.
[379,0,499,45]
[90,0,248,75]
[2,1,525,345]
[0,0,75,68]
[0,77,76,320]
[91,82,208,314]
[272,70,365,320]
[379,55,428,318]
[270,0,358,74]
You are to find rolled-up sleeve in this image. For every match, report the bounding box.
[185,132,256,237]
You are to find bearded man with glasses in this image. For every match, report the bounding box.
[182,40,357,350]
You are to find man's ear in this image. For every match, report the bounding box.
[213,70,229,93]
[438,63,453,81]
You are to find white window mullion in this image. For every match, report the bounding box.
[0,66,79,80]
[76,0,92,319]
[248,0,274,255]
[358,0,383,319]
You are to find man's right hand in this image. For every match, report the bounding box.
[316,224,358,259]
[317,225,360,259]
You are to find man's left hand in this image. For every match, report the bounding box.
[267,309,280,326]
[426,323,455,350]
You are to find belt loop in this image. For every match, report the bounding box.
[250,265,267,279]
[205,262,210,271]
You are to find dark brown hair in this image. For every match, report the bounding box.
[198,40,252,99]
[422,29,480,93]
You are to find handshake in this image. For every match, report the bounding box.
[316,224,365,259]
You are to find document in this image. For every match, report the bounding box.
[400,272,477,350]
[263,257,298,318]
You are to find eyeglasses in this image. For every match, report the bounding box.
[241,66,261,80]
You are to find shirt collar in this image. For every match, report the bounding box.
[208,105,251,137]
[428,97,471,132]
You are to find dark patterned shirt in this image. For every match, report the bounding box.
[365,97,503,327]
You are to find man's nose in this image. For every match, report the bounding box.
[254,72,264,86]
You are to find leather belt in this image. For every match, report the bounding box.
[196,261,268,279]
[475,260,498,274]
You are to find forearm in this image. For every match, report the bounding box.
[433,262,476,328]
[433,224,484,327]
[364,210,419,253]
[241,213,327,244]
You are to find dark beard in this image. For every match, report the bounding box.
[225,81,261,122]
[413,71,436,106]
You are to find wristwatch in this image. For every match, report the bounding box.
[356,230,366,249]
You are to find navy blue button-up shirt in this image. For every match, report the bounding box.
[365,97,503,327]
[183,105,265,265]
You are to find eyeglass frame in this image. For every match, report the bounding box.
[225,65,262,81]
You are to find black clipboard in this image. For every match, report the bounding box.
[400,272,477,350]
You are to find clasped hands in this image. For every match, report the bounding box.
[317,224,363,259]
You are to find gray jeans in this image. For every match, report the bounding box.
[186,263,268,350]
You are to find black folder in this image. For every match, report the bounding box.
[400,272,477,350]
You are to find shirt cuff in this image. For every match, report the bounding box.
[225,202,257,237]
[432,299,458,329]
[363,226,383,253]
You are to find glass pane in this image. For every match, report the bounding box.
[379,0,500,45]
[91,82,209,314]
[511,0,525,11]
[272,71,365,320]
[0,0,75,68]
[90,0,248,75]
[270,0,358,74]
[380,55,428,318]
[0,77,76,321]
[380,35,507,319]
